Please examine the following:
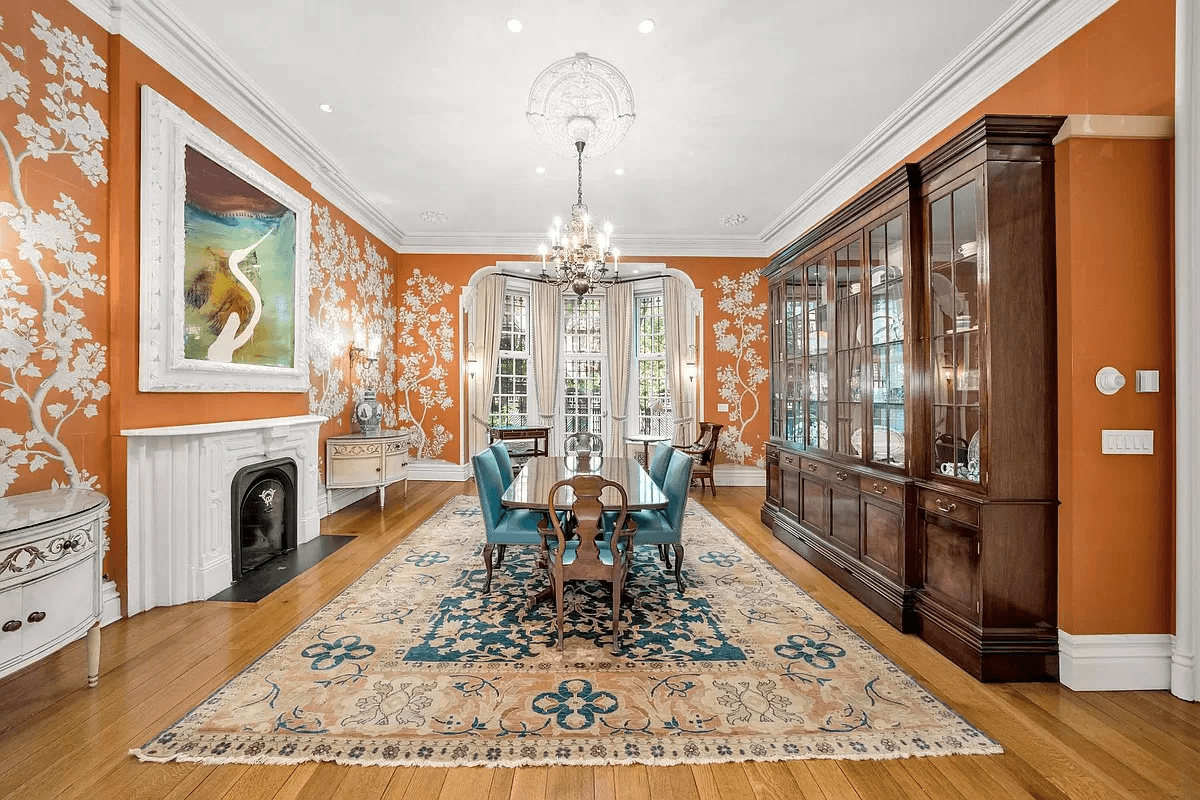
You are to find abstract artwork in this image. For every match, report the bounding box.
[139,86,310,392]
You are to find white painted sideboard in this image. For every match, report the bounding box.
[326,430,411,509]
[0,489,109,687]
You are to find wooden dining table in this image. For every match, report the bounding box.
[500,455,667,512]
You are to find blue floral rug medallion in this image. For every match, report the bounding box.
[132,496,1000,767]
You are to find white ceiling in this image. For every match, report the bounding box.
[165,0,1020,255]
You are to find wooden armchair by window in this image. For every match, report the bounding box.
[538,474,638,653]
[673,422,723,496]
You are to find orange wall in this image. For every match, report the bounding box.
[831,0,1176,635]
[0,2,112,498]
[1055,137,1174,634]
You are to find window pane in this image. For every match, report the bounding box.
[490,293,531,427]
[564,358,603,434]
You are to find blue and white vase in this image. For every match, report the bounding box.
[353,389,384,436]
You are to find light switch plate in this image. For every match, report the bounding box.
[716,403,730,412]
[1135,370,1160,392]
[1102,429,1154,455]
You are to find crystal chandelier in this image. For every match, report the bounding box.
[538,124,619,297]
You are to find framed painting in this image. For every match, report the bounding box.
[139,85,311,392]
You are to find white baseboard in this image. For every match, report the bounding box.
[1058,631,1174,691]
[409,459,472,482]
[319,485,377,518]
[714,464,766,486]
[101,579,121,627]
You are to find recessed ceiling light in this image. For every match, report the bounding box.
[535,166,546,174]
[638,18,655,34]
[318,103,333,113]
[506,18,522,33]
[524,268,530,272]
[632,269,640,274]
[614,168,625,176]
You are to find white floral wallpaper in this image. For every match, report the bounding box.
[307,204,398,431]
[713,270,768,465]
[396,269,454,458]
[0,11,109,494]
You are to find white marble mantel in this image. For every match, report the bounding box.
[122,414,325,616]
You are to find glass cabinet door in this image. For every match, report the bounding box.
[929,180,981,483]
[867,214,906,468]
[770,283,784,440]
[805,259,831,450]
[834,238,864,457]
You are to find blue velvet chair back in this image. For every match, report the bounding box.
[649,442,673,487]
[661,450,695,530]
[489,441,515,489]
[471,449,505,534]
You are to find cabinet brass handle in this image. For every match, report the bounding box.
[375,467,381,472]
[873,483,887,495]
[2,620,20,633]
[806,464,818,472]
[934,498,957,513]
[835,471,848,481]
[27,611,45,623]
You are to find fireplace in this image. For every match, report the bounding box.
[231,458,298,579]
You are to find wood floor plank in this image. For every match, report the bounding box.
[0,483,1190,800]
[545,766,594,800]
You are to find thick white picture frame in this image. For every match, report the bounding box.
[139,85,311,392]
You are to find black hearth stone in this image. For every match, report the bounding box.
[207,535,355,603]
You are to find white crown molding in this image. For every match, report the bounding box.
[1059,631,1174,691]
[758,0,1118,254]
[73,0,407,251]
[395,232,769,258]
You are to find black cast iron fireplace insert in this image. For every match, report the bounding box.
[230,457,298,580]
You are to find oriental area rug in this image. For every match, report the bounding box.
[132,495,1000,768]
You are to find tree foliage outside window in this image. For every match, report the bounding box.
[563,297,602,436]
[490,293,529,427]
[635,294,671,437]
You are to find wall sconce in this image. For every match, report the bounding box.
[466,342,479,379]
[685,344,697,383]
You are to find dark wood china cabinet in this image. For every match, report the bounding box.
[762,116,1062,681]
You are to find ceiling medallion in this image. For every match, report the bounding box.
[720,213,748,227]
[526,52,635,160]
[420,211,447,224]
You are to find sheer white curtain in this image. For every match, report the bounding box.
[469,274,505,458]
[605,282,633,457]
[664,276,695,446]
[531,281,561,450]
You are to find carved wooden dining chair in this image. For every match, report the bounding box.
[673,421,723,496]
[538,474,638,653]
[563,431,603,455]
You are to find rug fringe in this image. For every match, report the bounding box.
[128,741,1002,768]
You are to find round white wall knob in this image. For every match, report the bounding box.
[1095,366,1126,395]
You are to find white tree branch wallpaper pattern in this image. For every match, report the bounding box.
[713,270,768,465]
[396,269,453,458]
[307,204,398,432]
[0,11,109,494]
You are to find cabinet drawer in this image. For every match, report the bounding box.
[800,457,832,480]
[863,476,905,505]
[21,556,96,655]
[329,456,383,486]
[918,489,980,528]
[384,453,408,482]
[0,523,96,587]
[779,451,801,470]
[829,467,859,492]
[329,442,383,457]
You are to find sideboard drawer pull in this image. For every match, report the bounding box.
[2,620,20,633]
[934,498,957,513]
[873,483,887,495]
[835,471,848,481]
[27,611,46,623]
[807,464,818,472]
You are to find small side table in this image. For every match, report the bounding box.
[326,430,412,510]
[625,434,670,469]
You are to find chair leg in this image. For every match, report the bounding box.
[482,544,495,594]
[672,543,684,593]
[554,570,565,651]
[496,544,507,565]
[708,475,717,496]
[611,572,623,655]
[661,544,672,570]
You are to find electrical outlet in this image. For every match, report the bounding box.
[716,403,729,413]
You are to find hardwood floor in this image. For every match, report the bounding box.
[0,483,1196,800]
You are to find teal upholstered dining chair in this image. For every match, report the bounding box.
[648,442,673,488]
[619,449,693,593]
[471,448,545,593]
[489,440,516,489]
